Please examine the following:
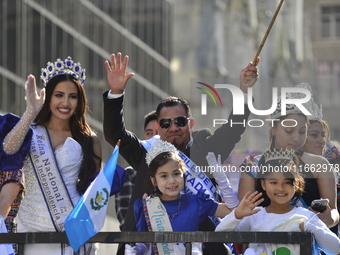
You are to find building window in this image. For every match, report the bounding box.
[321,6,340,39]
[317,61,340,107]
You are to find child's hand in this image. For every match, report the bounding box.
[235,191,264,219]
[299,222,304,232]
[309,205,331,226]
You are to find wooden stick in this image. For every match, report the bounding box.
[252,0,285,65]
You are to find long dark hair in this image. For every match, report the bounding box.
[256,152,305,206]
[34,74,101,193]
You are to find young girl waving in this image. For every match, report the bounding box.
[238,83,339,231]
[132,139,236,255]
[216,149,340,255]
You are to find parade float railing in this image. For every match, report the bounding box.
[0,231,313,255]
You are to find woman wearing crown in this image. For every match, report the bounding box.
[301,99,340,235]
[238,83,339,233]
[299,99,340,179]
[1,57,103,255]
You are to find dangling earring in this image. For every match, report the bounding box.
[153,185,157,193]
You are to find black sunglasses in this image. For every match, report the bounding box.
[158,116,191,129]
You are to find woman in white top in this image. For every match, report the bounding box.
[3,57,101,255]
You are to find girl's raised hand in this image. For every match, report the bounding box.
[25,75,45,115]
[234,191,264,219]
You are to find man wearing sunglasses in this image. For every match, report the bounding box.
[103,52,259,255]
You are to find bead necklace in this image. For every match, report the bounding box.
[167,196,181,221]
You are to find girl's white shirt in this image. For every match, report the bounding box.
[216,206,340,255]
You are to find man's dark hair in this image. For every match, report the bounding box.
[144,110,157,130]
[156,97,191,119]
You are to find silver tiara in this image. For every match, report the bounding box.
[309,101,323,121]
[145,139,178,166]
[263,149,295,163]
[270,83,314,119]
[40,56,86,86]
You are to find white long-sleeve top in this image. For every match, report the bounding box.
[216,207,340,255]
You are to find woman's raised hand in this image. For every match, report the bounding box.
[25,75,45,116]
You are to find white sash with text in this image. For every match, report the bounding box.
[146,196,175,255]
[29,125,74,232]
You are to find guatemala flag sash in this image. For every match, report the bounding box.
[65,143,119,253]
